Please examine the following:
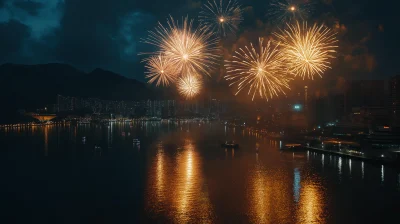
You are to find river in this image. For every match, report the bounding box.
[1,121,399,223]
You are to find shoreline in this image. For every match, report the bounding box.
[303,145,400,168]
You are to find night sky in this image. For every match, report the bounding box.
[0,0,399,81]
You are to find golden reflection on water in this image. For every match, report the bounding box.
[249,151,326,223]
[146,139,212,223]
[146,143,168,213]
[174,139,212,223]
[252,167,271,223]
[249,159,292,223]
[44,125,49,156]
[156,144,165,202]
[297,182,325,224]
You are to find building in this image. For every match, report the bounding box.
[390,75,400,125]
[57,95,74,112]
[345,80,385,113]
[304,86,308,111]
[167,100,176,117]
[55,94,232,119]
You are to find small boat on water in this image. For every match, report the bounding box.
[222,141,239,149]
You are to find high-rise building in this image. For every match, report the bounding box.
[167,100,176,117]
[345,80,385,113]
[304,86,308,111]
[390,75,400,125]
[57,95,74,112]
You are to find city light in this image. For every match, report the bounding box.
[293,104,302,111]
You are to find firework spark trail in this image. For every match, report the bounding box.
[142,16,219,77]
[199,0,243,36]
[145,54,176,87]
[225,38,292,101]
[267,0,314,23]
[273,21,338,80]
[177,74,202,99]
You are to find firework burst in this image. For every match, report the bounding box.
[267,0,314,23]
[142,16,219,77]
[199,0,243,36]
[225,38,292,101]
[144,54,176,87]
[273,21,338,80]
[177,74,202,99]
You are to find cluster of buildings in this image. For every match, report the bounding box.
[254,76,400,131]
[312,76,400,128]
[40,76,400,130]
[53,95,227,119]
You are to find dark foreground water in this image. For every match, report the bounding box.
[1,121,400,223]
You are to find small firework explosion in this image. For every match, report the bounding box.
[145,54,176,87]
[177,74,202,99]
[199,0,243,36]
[267,0,314,23]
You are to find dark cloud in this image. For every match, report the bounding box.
[0,0,64,39]
[0,20,29,58]
[13,0,44,16]
[53,0,159,78]
[0,19,29,61]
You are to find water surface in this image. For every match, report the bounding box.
[1,122,399,223]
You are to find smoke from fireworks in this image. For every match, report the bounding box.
[273,21,338,80]
[225,38,292,101]
[145,54,176,87]
[199,0,243,36]
[267,0,314,23]
[177,74,202,99]
[142,16,219,77]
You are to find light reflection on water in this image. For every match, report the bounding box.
[297,181,325,224]
[146,138,213,223]
[294,168,301,203]
[1,122,400,223]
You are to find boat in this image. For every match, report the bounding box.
[281,143,303,150]
[221,141,239,149]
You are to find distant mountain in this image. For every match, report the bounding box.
[0,63,160,114]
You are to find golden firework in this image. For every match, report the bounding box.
[225,38,292,101]
[142,16,219,76]
[145,54,176,87]
[199,0,243,36]
[177,74,202,99]
[273,21,338,80]
[267,0,313,23]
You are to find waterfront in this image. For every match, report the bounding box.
[1,122,400,223]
